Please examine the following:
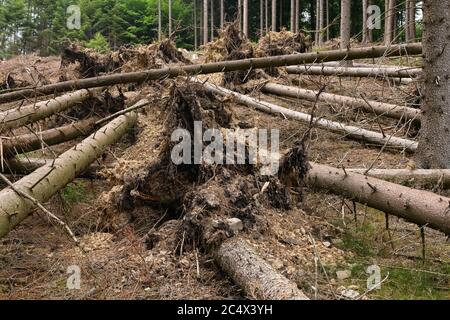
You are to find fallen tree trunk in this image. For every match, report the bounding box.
[2,157,107,179]
[1,118,97,158]
[307,163,450,235]
[215,238,309,300]
[0,111,137,238]
[0,89,95,132]
[310,61,422,69]
[198,81,418,153]
[262,83,421,122]
[286,65,422,78]
[0,43,422,103]
[348,168,450,189]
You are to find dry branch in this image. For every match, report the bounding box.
[0,43,422,103]
[216,238,309,300]
[262,83,421,122]
[307,163,450,235]
[198,81,418,152]
[0,111,137,238]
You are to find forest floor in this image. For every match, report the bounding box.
[0,50,448,300]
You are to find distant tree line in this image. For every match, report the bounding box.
[0,0,422,58]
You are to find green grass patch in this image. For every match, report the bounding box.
[62,182,88,204]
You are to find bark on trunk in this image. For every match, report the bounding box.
[158,0,162,41]
[362,0,369,44]
[203,0,209,45]
[243,0,249,37]
[199,81,417,152]
[262,82,420,123]
[168,0,172,36]
[0,112,137,238]
[220,0,224,28]
[0,44,422,104]
[416,1,450,169]
[210,0,214,41]
[272,0,277,31]
[340,0,351,50]
[408,0,416,41]
[1,118,97,158]
[296,0,300,33]
[0,89,95,132]
[3,157,108,180]
[216,238,309,300]
[286,65,422,78]
[307,163,450,235]
[291,0,295,32]
[385,0,396,45]
[194,0,198,50]
[348,168,450,189]
[319,0,325,45]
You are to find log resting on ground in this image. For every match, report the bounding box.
[197,81,418,153]
[348,168,450,189]
[0,43,422,103]
[2,157,110,179]
[0,111,137,238]
[287,65,422,78]
[0,89,96,132]
[262,83,421,123]
[307,163,450,235]
[0,118,97,158]
[216,238,310,300]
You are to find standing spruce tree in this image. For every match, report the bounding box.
[416,1,450,168]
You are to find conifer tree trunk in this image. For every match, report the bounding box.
[416,1,450,169]
[340,0,351,49]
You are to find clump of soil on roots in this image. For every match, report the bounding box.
[102,82,310,257]
[60,40,191,80]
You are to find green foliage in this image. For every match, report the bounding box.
[84,32,110,53]
[62,182,87,204]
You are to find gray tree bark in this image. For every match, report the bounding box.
[1,118,97,158]
[307,163,450,235]
[243,0,249,37]
[272,0,277,31]
[203,0,209,44]
[216,238,309,300]
[158,0,162,41]
[220,0,224,28]
[263,82,420,122]
[416,1,450,169]
[199,81,417,152]
[0,112,137,238]
[340,0,351,49]
[0,89,95,132]
[362,0,369,44]
[168,0,172,36]
[319,0,325,45]
[291,0,295,32]
[385,0,396,44]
